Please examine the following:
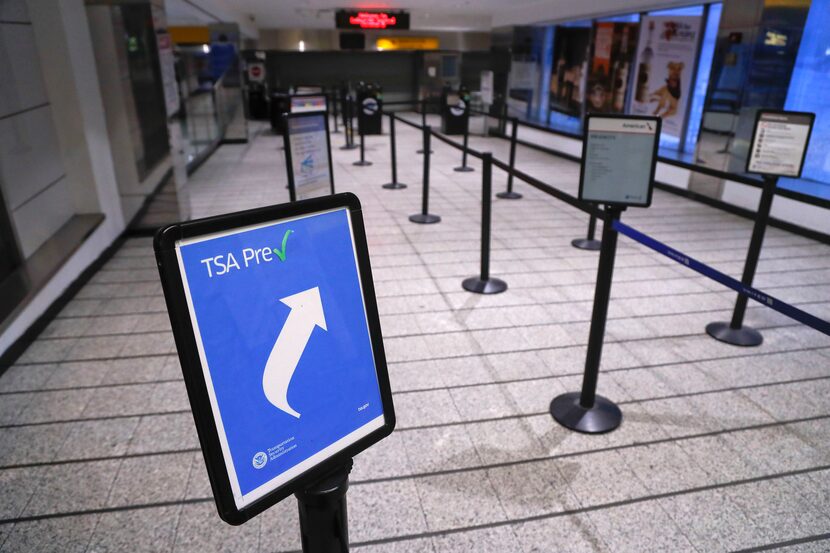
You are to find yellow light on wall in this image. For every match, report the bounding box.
[375,37,439,50]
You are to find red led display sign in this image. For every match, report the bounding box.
[335,10,410,30]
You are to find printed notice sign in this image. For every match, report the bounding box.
[579,115,660,207]
[747,111,814,178]
[286,114,333,200]
[155,194,395,524]
[291,95,327,113]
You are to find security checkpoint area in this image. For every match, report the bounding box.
[1,2,830,553]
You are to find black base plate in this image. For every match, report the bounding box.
[496,191,522,199]
[571,238,601,251]
[340,144,359,151]
[353,160,373,166]
[705,321,763,347]
[462,276,507,294]
[550,392,622,434]
[382,182,407,190]
[454,166,475,173]
[409,213,441,224]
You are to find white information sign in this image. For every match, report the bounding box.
[286,114,333,200]
[291,95,327,113]
[248,62,265,83]
[580,115,660,207]
[747,111,814,178]
[480,70,494,105]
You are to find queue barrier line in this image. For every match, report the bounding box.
[613,220,830,337]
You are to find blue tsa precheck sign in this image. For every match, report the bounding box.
[154,193,395,525]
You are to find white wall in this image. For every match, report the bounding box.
[0,0,74,258]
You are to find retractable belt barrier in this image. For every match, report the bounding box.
[613,220,830,336]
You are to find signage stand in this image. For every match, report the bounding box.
[295,460,352,553]
[282,111,336,202]
[551,114,660,434]
[551,206,623,433]
[705,109,814,347]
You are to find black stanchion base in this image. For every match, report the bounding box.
[382,182,407,190]
[409,213,441,224]
[550,392,622,434]
[496,191,523,200]
[462,276,507,294]
[705,321,763,347]
[340,144,359,151]
[416,149,434,154]
[353,160,373,167]
[571,238,602,251]
[454,166,475,173]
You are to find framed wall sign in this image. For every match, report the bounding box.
[154,193,396,525]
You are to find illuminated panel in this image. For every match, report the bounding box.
[335,10,410,30]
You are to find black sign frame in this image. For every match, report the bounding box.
[154,192,396,525]
[578,113,661,208]
[282,110,336,202]
[746,109,815,179]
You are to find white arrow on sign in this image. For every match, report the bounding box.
[262,287,327,418]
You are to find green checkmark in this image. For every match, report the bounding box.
[275,230,293,262]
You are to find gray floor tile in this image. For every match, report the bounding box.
[0,513,97,553]
[415,471,507,531]
[88,505,179,553]
[587,500,698,553]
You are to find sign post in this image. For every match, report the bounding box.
[706,110,814,347]
[283,111,336,202]
[154,193,396,535]
[551,114,660,434]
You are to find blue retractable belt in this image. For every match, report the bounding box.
[612,220,830,337]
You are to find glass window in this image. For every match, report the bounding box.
[685,3,723,152]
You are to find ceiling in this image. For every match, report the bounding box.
[165,0,695,35]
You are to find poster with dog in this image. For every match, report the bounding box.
[629,15,702,139]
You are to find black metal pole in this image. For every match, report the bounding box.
[340,97,357,150]
[497,117,522,199]
[463,153,507,294]
[705,176,776,346]
[454,122,474,172]
[353,124,371,166]
[332,92,340,134]
[409,126,440,224]
[295,460,352,553]
[416,99,433,154]
[383,114,406,189]
[572,214,602,250]
[551,206,623,434]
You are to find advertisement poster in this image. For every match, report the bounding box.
[549,27,591,116]
[288,115,331,198]
[630,15,703,138]
[587,23,639,114]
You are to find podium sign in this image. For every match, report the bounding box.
[291,94,328,114]
[579,114,660,207]
[747,110,814,178]
[154,193,395,525]
[283,112,335,202]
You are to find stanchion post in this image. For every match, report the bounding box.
[332,92,340,134]
[416,99,433,155]
[353,124,372,166]
[551,206,623,433]
[295,460,352,553]
[409,126,440,224]
[572,214,602,250]
[340,97,358,151]
[705,176,777,346]
[463,153,507,294]
[454,121,474,173]
[383,114,406,189]
[497,117,522,199]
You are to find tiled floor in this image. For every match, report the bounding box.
[1,116,829,552]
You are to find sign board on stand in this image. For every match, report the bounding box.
[746,110,814,178]
[283,111,335,202]
[154,193,396,525]
[247,62,265,83]
[480,70,494,106]
[290,95,328,114]
[579,114,661,207]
